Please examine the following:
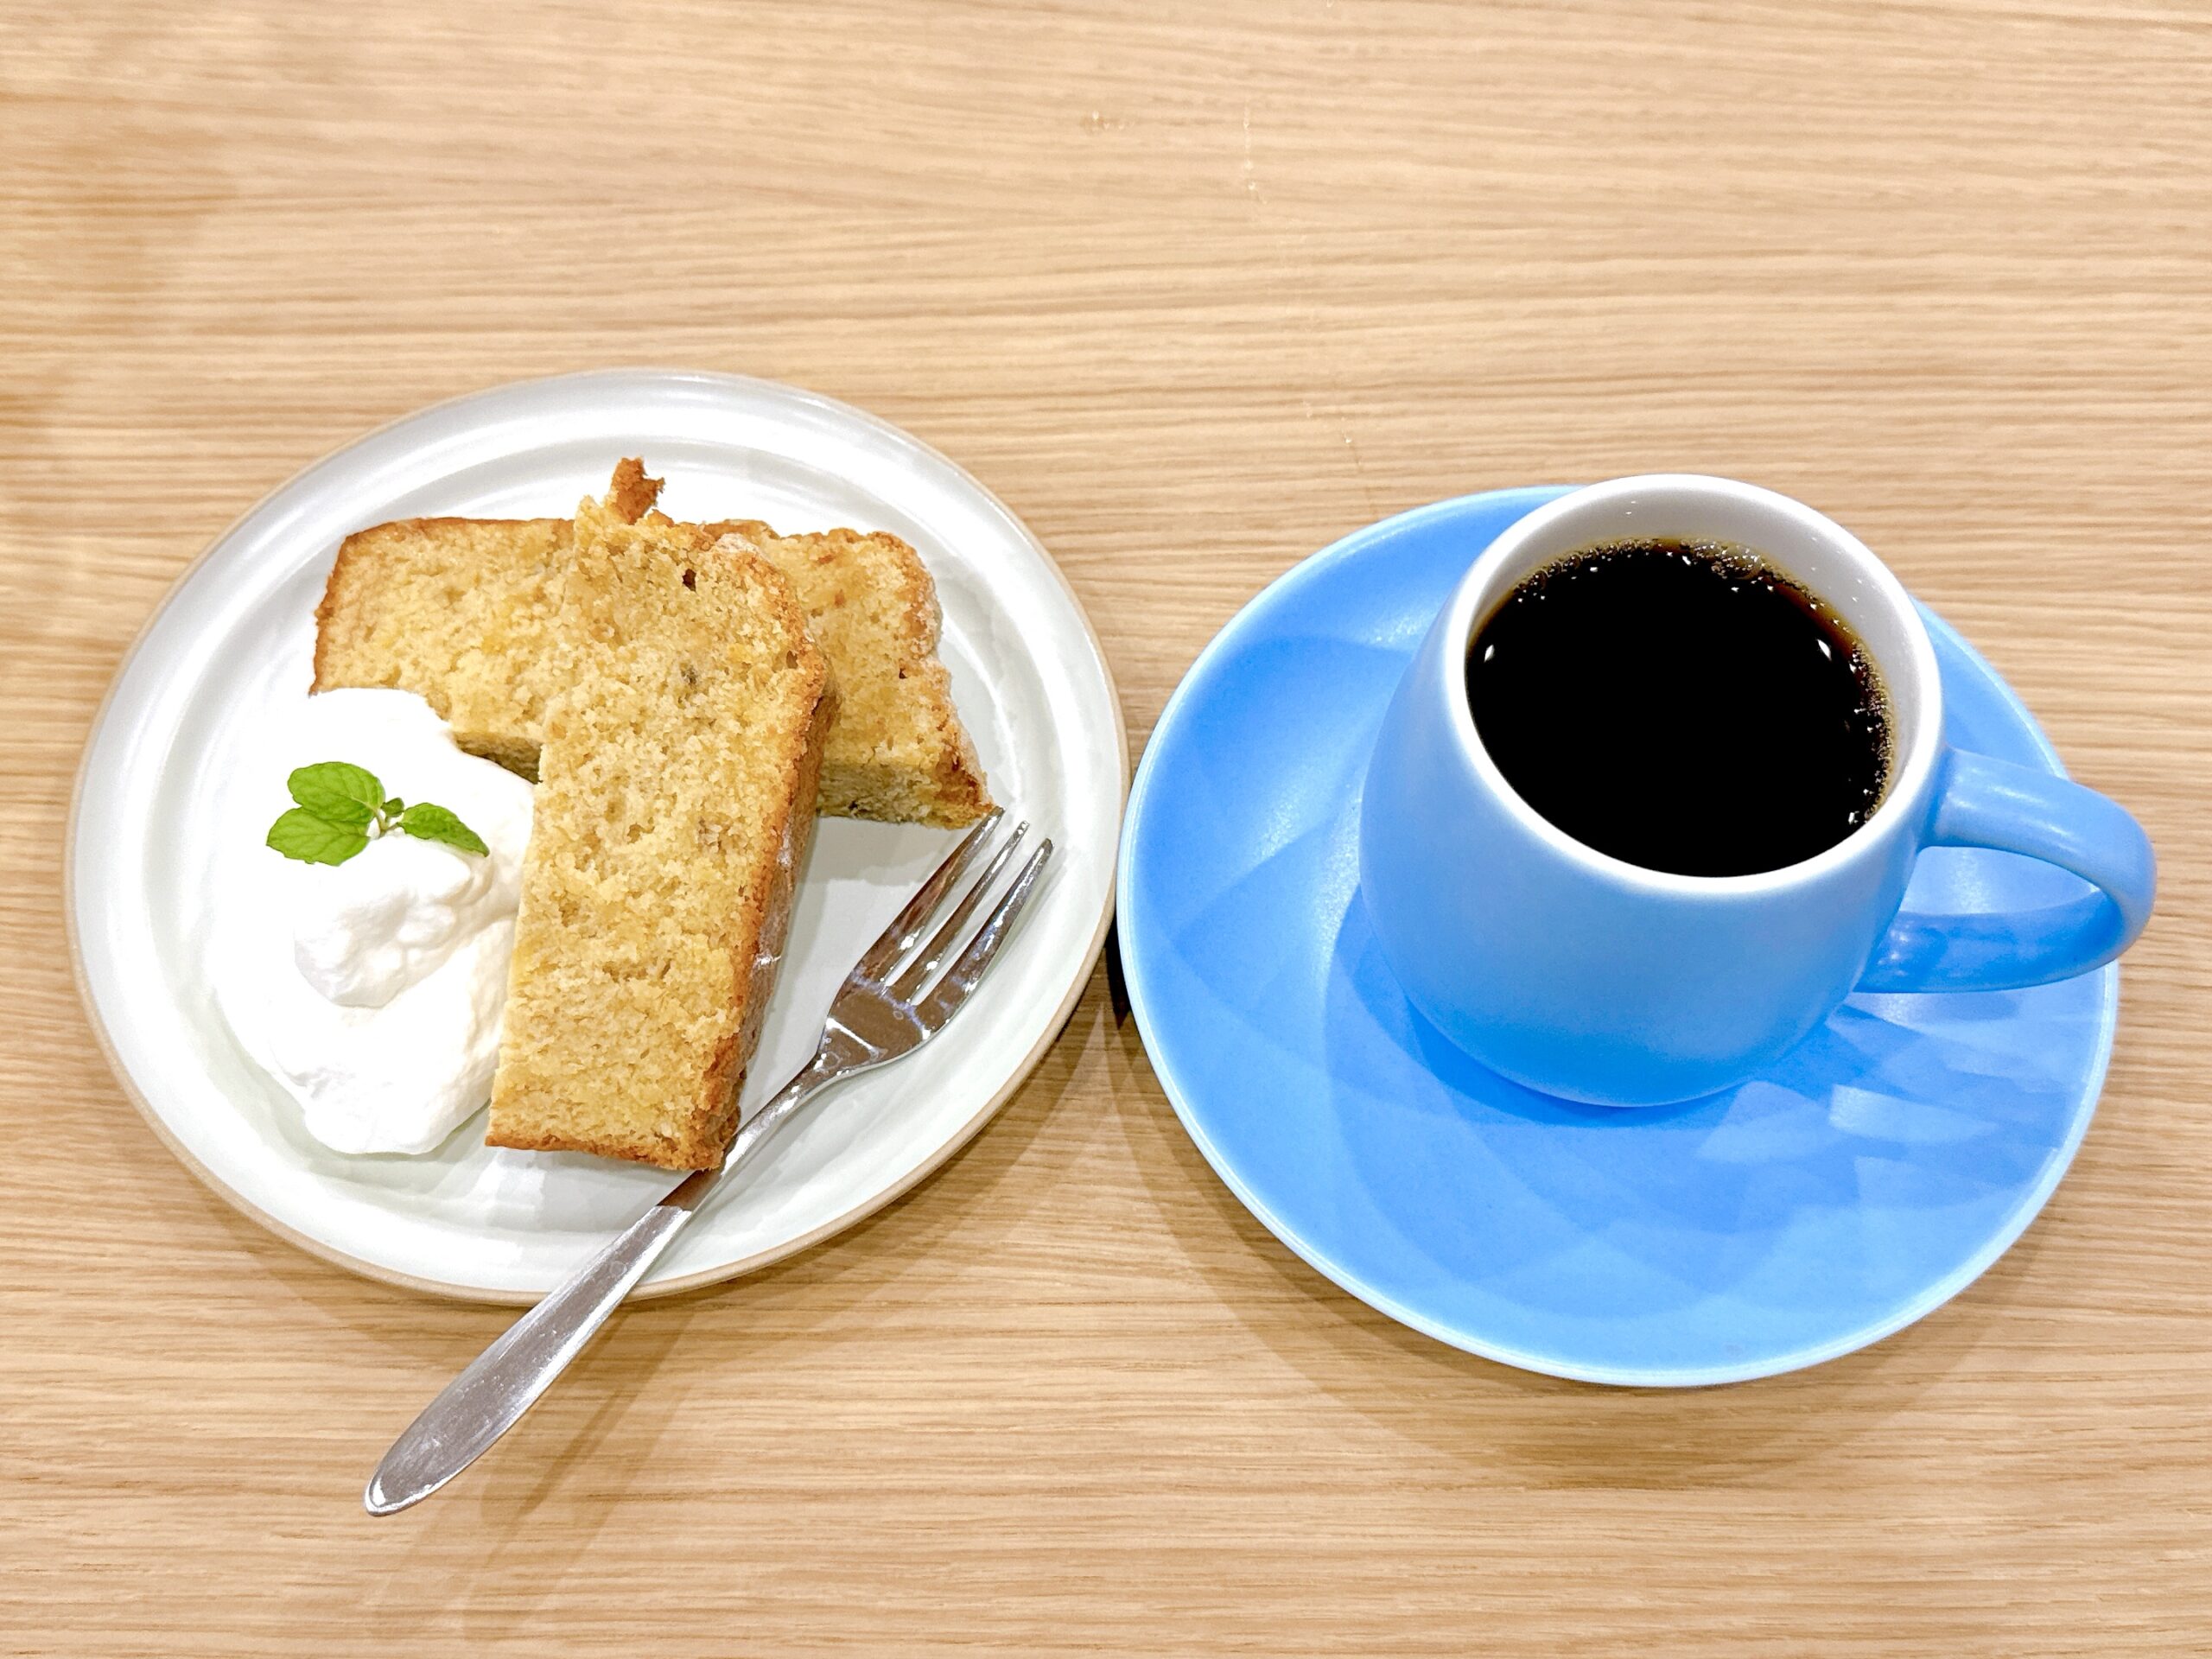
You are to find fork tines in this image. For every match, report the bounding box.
[856,810,1053,1024]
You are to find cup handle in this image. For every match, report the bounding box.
[1858,747,2155,993]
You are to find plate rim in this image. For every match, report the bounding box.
[1116,485,2117,1386]
[66,367,1128,1306]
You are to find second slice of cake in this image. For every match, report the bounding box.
[486,489,835,1170]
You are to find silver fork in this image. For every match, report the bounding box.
[364,810,1050,1516]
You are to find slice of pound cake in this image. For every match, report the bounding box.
[311,461,992,823]
[311,461,664,779]
[486,486,835,1170]
[703,520,989,826]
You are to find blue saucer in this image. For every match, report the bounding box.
[1117,488,2117,1386]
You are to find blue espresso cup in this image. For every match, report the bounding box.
[1358,475,2156,1107]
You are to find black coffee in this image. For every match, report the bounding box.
[1465,539,1891,877]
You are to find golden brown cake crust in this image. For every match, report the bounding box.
[603,456,664,524]
[717,637,836,1135]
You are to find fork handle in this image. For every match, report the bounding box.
[362,1177,708,1514]
[364,1067,830,1516]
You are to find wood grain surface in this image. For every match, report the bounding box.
[4,3,2209,1654]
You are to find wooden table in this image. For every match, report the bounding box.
[6,3,2208,1653]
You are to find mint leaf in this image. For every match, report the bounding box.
[398,802,489,857]
[267,807,369,866]
[266,760,484,863]
[288,761,385,829]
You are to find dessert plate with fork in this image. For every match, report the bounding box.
[68,370,1126,1301]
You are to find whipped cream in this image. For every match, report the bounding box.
[212,690,533,1154]
[294,831,518,1007]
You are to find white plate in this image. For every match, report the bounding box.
[68,370,1125,1303]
